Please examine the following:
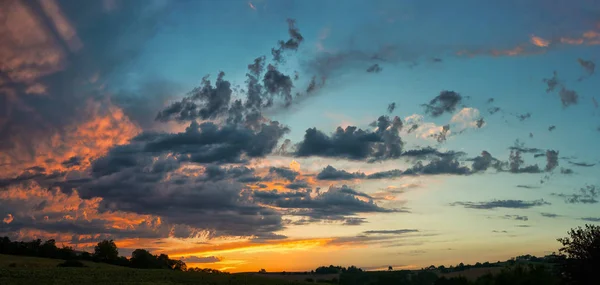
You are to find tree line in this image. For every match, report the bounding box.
[0,237,187,271]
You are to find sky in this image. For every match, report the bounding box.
[1,0,599,273]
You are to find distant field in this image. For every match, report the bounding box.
[0,254,316,285]
[438,267,503,281]
[249,272,339,283]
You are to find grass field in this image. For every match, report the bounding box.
[438,267,503,281]
[0,254,317,285]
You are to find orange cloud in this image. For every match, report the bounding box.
[530,35,550,47]
[0,99,140,177]
[0,182,163,249]
[3,214,13,224]
[168,238,335,258]
[0,0,66,83]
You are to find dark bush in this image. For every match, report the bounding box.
[57,260,87,267]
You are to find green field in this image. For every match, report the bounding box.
[0,254,316,285]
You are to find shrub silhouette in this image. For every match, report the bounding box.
[57,260,87,267]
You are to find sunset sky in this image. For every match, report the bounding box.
[1,0,599,273]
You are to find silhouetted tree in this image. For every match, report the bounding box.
[130,249,159,268]
[93,240,118,262]
[388,266,393,271]
[557,224,600,285]
[259,268,267,273]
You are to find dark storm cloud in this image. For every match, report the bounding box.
[405,156,471,175]
[156,19,308,125]
[366,169,403,179]
[568,161,596,167]
[0,217,164,241]
[0,168,65,189]
[470,150,500,173]
[296,116,404,161]
[363,229,419,235]
[253,190,308,200]
[0,0,171,159]
[61,156,81,168]
[387,102,396,114]
[451,199,550,210]
[263,64,294,107]
[131,120,289,165]
[366,64,382,73]
[285,180,310,190]
[81,164,286,237]
[316,165,365,180]
[255,185,406,222]
[552,185,598,204]
[155,72,232,122]
[422,91,463,117]
[269,167,299,182]
[402,147,465,160]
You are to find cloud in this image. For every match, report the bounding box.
[451,199,550,210]
[362,229,419,235]
[552,185,598,204]
[516,185,539,189]
[405,156,470,176]
[558,87,579,107]
[568,161,596,167]
[422,91,463,117]
[581,217,600,222]
[387,103,396,114]
[503,215,528,221]
[316,165,365,180]
[0,0,168,174]
[181,256,221,263]
[295,115,404,161]
[268,167,299,182]
[470,151,501,173]
[3,214,13,224]
[255,185,406,222]
[508,150,542,174]
[366,169,403,179]
[577,58,595,76]
[540,212,560,218]
[342,218,367,226]
[530,35,550,47]
[545,150,559,172]
[450,108,483,131]
[366,64,382,73]
[0,181,166,243]
[271,19,304,64]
